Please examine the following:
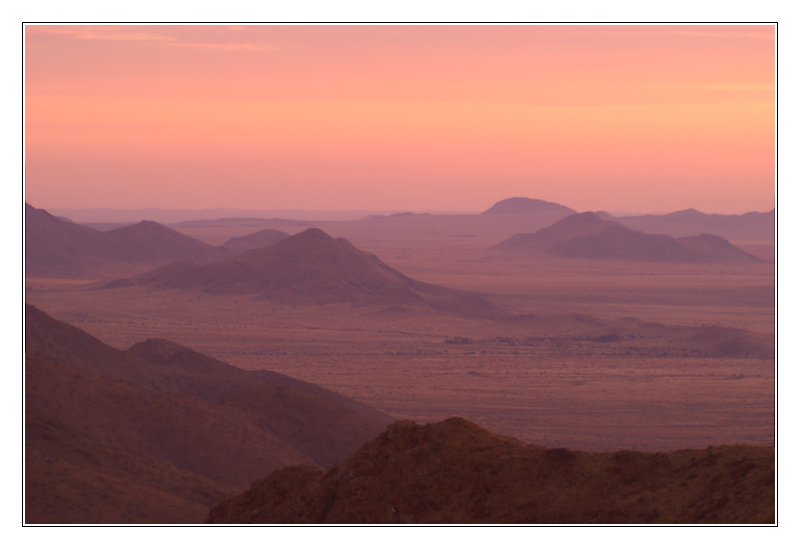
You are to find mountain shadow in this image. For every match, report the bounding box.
[207,418,774,524]
[493,212,766,263]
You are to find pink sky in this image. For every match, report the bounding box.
[24,24,775,214]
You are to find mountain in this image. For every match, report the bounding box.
[105,228,503,318]
[25,203,114,274]
[103,220,229,263]
[221,228,291,252]
[26,390,233,524]
[207,418,774,524]
[676,233,768,264]
[610,208,775,241]
[25,304,390,523]
[482,197,576,215]
[25,203,232,276]
[493,212,766,263]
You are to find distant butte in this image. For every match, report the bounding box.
[481,197,576,215]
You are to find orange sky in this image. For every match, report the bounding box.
[24,24,775,214]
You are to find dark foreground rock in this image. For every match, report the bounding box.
[208,418,774,524]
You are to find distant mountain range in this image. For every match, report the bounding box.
[46,207,405,224]
[601,208,775,241]
[161,199,773,244]
[493,212,766,263]
[25,304,391,523]
[26,199,774,279]
[207,417,774,524]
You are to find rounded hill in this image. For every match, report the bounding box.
[482,197,575,215]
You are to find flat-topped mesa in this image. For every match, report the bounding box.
[482,197,576,215]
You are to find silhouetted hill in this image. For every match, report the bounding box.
[25,204,232,276]
[25,304,391,523]
[482,197,576,215]
[207,418,774,524]
[221,229,290,252]
[493,212,765,263]
[106,228,503,318]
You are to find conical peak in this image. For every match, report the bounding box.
[288,228,335,244]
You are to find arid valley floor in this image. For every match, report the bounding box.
[24,200,775,523]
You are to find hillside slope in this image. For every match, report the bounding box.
[208,418,775,524]
[25,305,391,523]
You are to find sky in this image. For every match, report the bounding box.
[24,24,776,215]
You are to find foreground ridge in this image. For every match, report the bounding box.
[207,417,774,524]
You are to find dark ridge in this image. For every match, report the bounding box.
[207,418,774,524]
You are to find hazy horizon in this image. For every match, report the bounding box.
[37,200,775,225]
[25,24,774,215]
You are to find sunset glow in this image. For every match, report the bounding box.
[24,24,775,214]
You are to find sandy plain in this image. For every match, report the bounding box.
[25,226,775,453]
